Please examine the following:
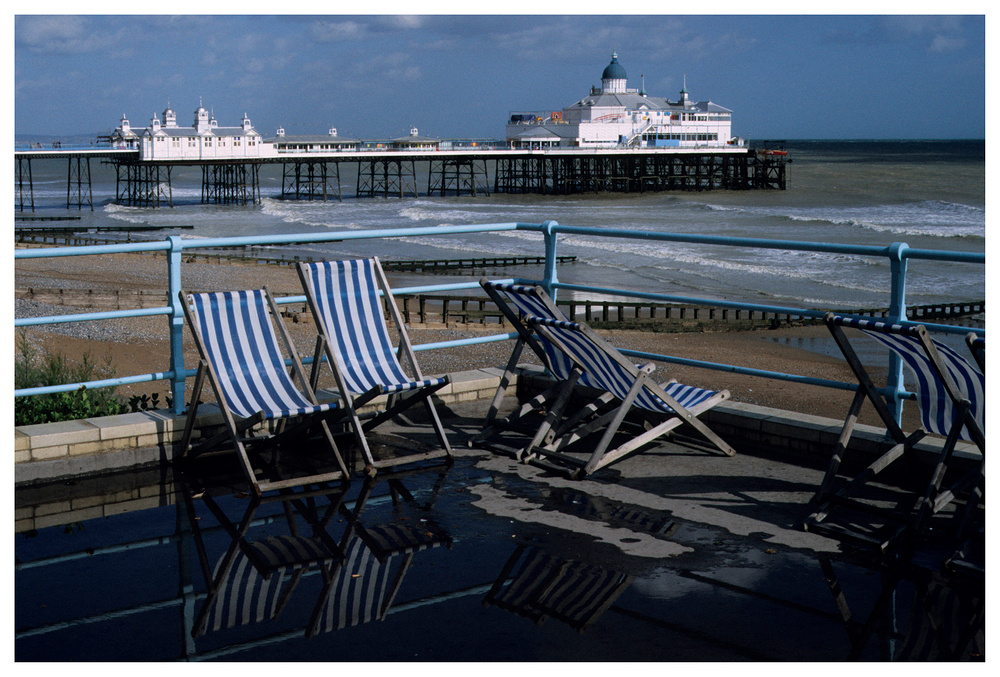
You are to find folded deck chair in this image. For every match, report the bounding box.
[297,259,452,476]
[179,289,350,496]
[483,544,633,633]
[183,482,351,638]
[478,280,734,479]
[804,313,985,551]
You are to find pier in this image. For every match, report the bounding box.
[13,144,787,210]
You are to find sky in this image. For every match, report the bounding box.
[12,10,988,141]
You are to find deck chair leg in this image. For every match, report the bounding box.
[522,368,582,462]
[482,338,526,430]
[179,361,208,458]
[582,373,646,476]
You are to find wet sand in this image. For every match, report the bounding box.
[14,251,903,427]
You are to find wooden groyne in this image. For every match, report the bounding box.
[17,284,983,332]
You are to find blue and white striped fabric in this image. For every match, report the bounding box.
[302,260,446,396]
[190,290,338,420]
[487,282,595,385]
[529,316,721,415]
[837,316,984,441]
[206,534,332,632]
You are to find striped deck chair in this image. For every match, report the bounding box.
[297,259,452,476]
[804,313,985,551]
[478,280,733,478]
[483,545,633,633]
[179,288,350,496]
[184,483,350,639]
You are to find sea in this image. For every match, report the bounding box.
[17,140,986,314]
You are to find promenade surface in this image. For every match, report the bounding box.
[15,396,984,661]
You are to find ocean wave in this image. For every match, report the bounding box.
[734,200,984,239]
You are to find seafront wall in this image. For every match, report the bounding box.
[14,364,981,493]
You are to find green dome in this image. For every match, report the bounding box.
[602,52,627,81]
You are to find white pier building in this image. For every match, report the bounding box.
[111,102,273,160]
[506,52,739,150]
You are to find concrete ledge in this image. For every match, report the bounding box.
[14,367,518,486]
[14,365,979,486]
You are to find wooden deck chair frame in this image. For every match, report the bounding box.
[805,313,985,552]
[483,544,633,633]
[474,279,597,450]
[179,288,351,497]
[297,258,452,476]
[526,315,734,477]
[182,480,352,638]
[476,280,733,478]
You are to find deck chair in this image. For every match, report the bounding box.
[183,481,352,638]
[804,314,985,551]
[307,472,453,636]
[179,289,351,496]
[483,544,633,633]
[297,258,452,476]
[478,280,734,479]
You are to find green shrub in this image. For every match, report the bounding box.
[14,331,127,426]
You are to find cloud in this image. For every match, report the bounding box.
[16,16,110,54]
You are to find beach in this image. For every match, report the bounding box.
[14,250,916,429]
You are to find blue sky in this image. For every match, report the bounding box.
[13,12,986,141]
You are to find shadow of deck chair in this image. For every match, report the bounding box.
[297,258,453,476]
[483,544,633,633]
[307,471,453,636]
[179,289,351,496]
[183,481,352,639]
[805,314,985,552]
[477,280,733,479]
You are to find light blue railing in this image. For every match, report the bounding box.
[15,220,985,423]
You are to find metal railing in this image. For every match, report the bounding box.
[15,220,985,422]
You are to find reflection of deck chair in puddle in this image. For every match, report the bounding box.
[297,258,453,476]
[484,544,633,633]
[818,555,984,660]
[179,289,350,496]
[307,473,453,637]
[184,482,352,638]
[476,280,733,479]
[186,471,452,639]
[805,314,985,552]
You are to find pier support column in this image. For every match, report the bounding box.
[16,157,34,212]
[281,160,342,201]
[356,158,418,198]
[201,163,261,205]
[67,156,94,210]
[114,162,173,207]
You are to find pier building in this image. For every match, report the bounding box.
[111,102,271,161]
[506,52,738,150]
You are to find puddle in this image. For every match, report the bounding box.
[15,457,984,661]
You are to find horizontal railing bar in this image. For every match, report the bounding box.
[528,223,987,263]
[619,348,918,402]
[411,332,519,353]
[14,369,187,398]
[15,306,171,327]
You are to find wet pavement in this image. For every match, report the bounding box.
[14,401,985,661]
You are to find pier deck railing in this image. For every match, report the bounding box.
[15,221,985,424]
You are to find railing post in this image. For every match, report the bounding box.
[886,242,909,426]
[541,219,559,301]
[167,236,186,415]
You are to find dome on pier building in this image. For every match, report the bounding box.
[601,52,628,93]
